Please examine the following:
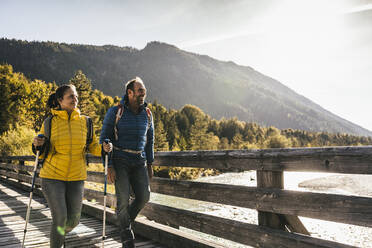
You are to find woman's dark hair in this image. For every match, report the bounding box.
[47,84,76,109]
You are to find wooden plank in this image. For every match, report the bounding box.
[0,180,163,248]
[0,163,36,173]
[4,145,372,174]
[0,170,41,186]
[84,188,117,207]
[283,215,310,235]
[150,178,372,227]
[151,147,372,174]
[0,156,35,162]
[0,177,43,197]
[3,170,372,228]
[82,201,226,248]
[87,171,104,183]
[141,202,356,248]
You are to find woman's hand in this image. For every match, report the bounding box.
[103,142,113,153]
[33,136,45,147]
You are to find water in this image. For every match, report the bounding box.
[149,171,372,247]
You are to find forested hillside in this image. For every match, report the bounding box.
[2,65,371,178]
[1,38,371,136]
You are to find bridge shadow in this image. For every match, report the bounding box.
[65,215,121,247]
[0,178,123,247]
[0,178,50,247]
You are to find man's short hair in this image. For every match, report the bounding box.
[125,77,144,95]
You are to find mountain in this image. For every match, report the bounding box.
[1,38,371,137]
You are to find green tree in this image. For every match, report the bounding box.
[154,120,169,151]
[166,111,181,150]
[265,134,292,148]
[27,80,57,131]
[189,116,219,150]
[219,117,244,142]
[69,70,97,120]
[91,89,114,133]
[231,133,244,149]
[0,64,31,134]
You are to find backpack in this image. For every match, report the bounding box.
[114,104,152,141]
[41,115,93,165]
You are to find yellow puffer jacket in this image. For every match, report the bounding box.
[39,108,101,181]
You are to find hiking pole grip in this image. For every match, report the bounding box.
[102,139,110,248]
[22,134,44,248]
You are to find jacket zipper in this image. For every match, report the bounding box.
[136,113,140,150]
[65,115,72,180]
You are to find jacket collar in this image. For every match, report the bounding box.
[51,108,81,120]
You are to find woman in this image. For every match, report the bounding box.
[33,84,112,248]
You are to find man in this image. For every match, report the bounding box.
[100,77,154,248]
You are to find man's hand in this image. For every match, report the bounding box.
[103,142,113,153]
[147,163,153,179]
[107,167,116,183]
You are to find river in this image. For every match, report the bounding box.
[149,171,372,248]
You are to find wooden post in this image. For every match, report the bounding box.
[18,160,24,183]
[256,170,310,235]
[256,170,286,230]
[6,160,12,180]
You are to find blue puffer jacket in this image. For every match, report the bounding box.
[100,96,154,166]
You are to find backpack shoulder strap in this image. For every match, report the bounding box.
[85,116,93,146]
[82,115,94,166]
[43,115,53,141]
[114,104,124,141]
[41,115,53,164]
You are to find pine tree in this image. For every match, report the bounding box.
[166,114,181,150]
[69,70,98,124]
[189,116,219,150]
[154,120,169,151]
[28,80,57,131]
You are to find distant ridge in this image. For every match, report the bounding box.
[1,38,371,136]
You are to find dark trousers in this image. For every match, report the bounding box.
[113,157,150,242]
[41,178,84,248]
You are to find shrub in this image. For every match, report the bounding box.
[0,125,36,156]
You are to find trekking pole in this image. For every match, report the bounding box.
[22,134,44,248]
[102,139,110,248]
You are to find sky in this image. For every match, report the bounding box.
[1,0,372,132]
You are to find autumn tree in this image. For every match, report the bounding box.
[69,70,96,120]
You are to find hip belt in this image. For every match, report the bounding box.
[113,146,142,154]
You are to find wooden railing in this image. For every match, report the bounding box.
[1,146,372,248]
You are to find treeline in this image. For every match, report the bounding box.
[2,38,372,137]
[152,103,372,151]
[1,64,371,178]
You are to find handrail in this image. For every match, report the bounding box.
[1,146,371,248]
[4,146,372,173]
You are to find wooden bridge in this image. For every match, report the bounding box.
[1,146,372,247]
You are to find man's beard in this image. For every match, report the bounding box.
[136,96,145,105]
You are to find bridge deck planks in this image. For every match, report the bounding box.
[0,180,167,248]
